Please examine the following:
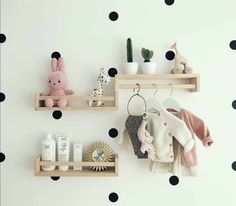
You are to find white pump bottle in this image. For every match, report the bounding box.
[41,133,56,171]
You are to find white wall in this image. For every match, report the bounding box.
[1,0,236,205]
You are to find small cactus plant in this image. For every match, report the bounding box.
[141,48,154,62]
[126,38,133,62]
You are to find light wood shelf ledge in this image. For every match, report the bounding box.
[34,74,200,111]
[34,154,119,177]
[34,94,118,111]
[115,73,200,92]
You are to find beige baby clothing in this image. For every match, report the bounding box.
[147,107,194,163]
[150,108,213,176]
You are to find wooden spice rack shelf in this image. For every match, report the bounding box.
[116,73,200,92]
[34,74,200,111]
[34,154,119,177]
[34,94,118,111]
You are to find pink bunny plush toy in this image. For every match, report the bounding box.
[137,117,157,161]
[42,57,73,108]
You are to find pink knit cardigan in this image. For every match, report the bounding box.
[176,109,213,167]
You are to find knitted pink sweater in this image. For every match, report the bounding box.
[176,109,213,167]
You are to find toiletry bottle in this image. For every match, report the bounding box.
[73,142,83,171]
[56,134,70,171]
[41,133,56,171]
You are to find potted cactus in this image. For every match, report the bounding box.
[141,48,157,74]
[124,38,138,74]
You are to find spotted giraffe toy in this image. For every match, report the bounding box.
[88,68,111,107]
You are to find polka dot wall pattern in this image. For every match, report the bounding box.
[169,175,179,186]
[231,161,236,171]
[165,0,175,6]
[3,0,235,205]
[108,67,118,77]
[0,152,6,162]
[0,9,7,206]
[232,100,236,109]
[51,51,61,60]
[0,92,6,102]
[165,51,175,61]
[109,11,119,21]
[230,40,236,50]
[52,110,62,120]
[109,192,119,202]
[230,42,236,172]
[51,176,60,181]
[0,34,6,104]
[107,9,119,202]
[0,1,7,185]
[108,128,118,138]
[108,7,119,203]
[0,33,6,43]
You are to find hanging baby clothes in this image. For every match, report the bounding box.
[174,108,213,176]
[122,115,148,158]
[147,107,195,163]
[150,108,213,176]
[119,84,149,158]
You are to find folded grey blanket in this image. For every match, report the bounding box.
[125,115,148,158]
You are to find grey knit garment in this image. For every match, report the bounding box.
[125,115,148,158]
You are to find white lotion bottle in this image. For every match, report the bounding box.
[41,133,56,171]
[73,142,83,171]
[56,134,70,171]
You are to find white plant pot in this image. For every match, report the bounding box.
[124,62,139,74]
[142,62,157,74]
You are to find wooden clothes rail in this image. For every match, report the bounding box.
[115,74,200,92]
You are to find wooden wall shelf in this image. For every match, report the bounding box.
[34,74,200,111]
[115,73,200,92]
[34,154,119,177]
[34,94,118,111]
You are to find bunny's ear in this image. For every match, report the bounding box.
[58,57,65,72]
[51,58,58,72]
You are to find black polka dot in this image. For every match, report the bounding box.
[232,100,236,109]
[165,0,175,5]
[232,161,236,171]
[0,92,6,102]
[165,51,175,60]
[51,52,61,60]
[108,68,118,77]
[169,175,179,186]
[51,176,60,181]
[0,152,6,162]
[109,11,119,21]
[52,110,62,119]
[109,192,119,202]
[109,128,118,138]
[0,33,6,43]
[230,40,236,50]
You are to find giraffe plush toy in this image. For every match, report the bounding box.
[171,42,193,74]
[88,68,111,107]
